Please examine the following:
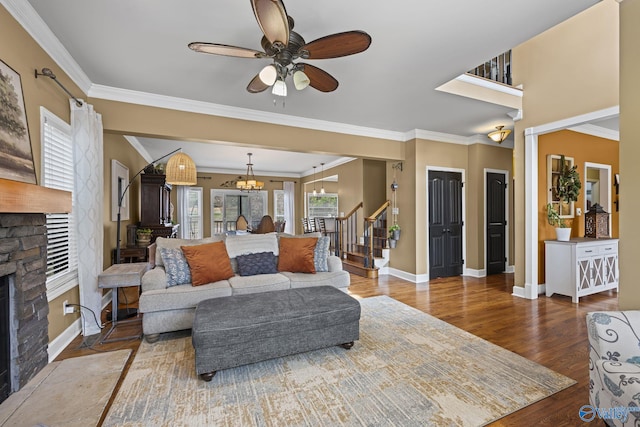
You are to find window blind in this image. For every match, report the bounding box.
[41,109,77,288]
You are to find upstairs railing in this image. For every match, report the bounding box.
[364,200,391,269]
[467,50,512,86]
[336,202,363,259]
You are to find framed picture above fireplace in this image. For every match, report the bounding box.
[0,59,36,184]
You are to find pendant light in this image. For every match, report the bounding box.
[320,163,325,194]
[312,166,317,196]
[236,153,264,192]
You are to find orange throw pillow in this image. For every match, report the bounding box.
[181,241,234,286]
[278,237,317,273]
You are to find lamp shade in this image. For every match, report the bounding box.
[293,70,310,90]
[259,64,277,86]
[165,152,197,185]
[272,79,287,97]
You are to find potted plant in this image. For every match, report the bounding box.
[389,223,401,241]
[555,155,582,216]
[547,155,581,241]
[136,228,153,246]
[388,238,397,249]
[546,203,571,241]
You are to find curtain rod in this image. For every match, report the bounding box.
[35,68,83,107]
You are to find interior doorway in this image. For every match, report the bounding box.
[428,170,463,279]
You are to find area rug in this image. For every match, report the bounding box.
[103,296,574,426]
[0,349,130,427]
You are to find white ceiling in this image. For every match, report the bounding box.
[20,0,605,176]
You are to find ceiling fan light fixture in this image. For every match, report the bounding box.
[272,79,287,97]
[293,70,310,90]
[488,125,511,144]
[258,64,277,85]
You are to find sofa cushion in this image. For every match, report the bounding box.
[228,273,290,295]
[139,280,232,313]
[181,241,234,286]
[155,236,224,267]
[159,247,191,286]
[278,236,317,273]
[281,271,351,289]
[314,236,331,272]
[236,251,278,276]
[225,233,279,258]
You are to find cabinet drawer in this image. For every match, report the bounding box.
[599,245,617,255]
[577,246,598,258]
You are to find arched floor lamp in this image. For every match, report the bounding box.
[115,149,197,264]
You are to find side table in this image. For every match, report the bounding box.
[98,262,149,343]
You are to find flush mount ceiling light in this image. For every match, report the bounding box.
[236,153,264,192]
[488,126,512,144]
[188,0,371,98]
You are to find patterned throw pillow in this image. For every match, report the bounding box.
[314,236,331,272]
[159,247,191,287]
[235,252,278,276]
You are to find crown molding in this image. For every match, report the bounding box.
[408,129,513,149]
[568,124,619,141]
[1,0,92,94]
[123,136,153,163]
[88,84,408,142]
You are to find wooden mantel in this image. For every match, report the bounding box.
[0,178,71,213]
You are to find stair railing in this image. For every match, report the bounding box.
[336,202,363,259]
[364,200,391,269]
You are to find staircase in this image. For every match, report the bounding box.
[337,201,391,278]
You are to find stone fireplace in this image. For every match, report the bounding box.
[0,178,71,404]
[0,213,49,402]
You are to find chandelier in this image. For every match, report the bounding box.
[236,153,264,192]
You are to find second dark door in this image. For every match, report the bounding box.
[486,172,506,275]
[428,171,463,279]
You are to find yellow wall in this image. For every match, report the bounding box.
[537,130,619,283]
[619,0,640,309]
[511,0,619,286]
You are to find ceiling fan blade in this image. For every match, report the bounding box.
[251,0,289,47]
[188,42,265,58]
[247,73,270,93]
[301,31,372,59]
[299,63,338,92]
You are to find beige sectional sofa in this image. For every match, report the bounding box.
[139,232,350,341]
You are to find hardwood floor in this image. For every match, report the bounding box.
[56,273,618,426]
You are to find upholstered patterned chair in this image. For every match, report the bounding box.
[587,311,640,426]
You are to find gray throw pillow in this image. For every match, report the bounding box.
[236,251,278,276]
[314,236,331,272]
[160,247,191,286]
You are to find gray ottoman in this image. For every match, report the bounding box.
[192,286,361,381]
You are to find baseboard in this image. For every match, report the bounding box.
[385,268,429,284]
[463,268,486,278]
[512,285,526,299]
[47,290,113,362]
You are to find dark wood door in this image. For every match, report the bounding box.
[486,172,506,275]
[429,171,463,279]
[0,278,9,404]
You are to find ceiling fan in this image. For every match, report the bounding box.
[188,0,372,97]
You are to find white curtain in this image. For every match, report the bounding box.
[71,100,104,336]
[283,181,295,234]
[177,186,190,239]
